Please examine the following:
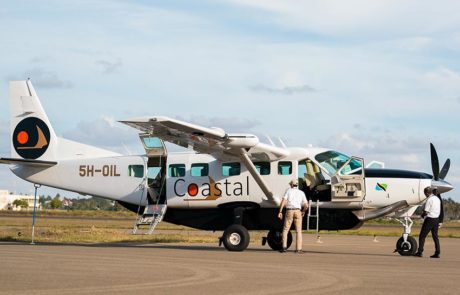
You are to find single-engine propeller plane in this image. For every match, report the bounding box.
[0,80,454,253]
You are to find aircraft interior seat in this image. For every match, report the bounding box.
[313,164,329,191]
[304,161,318,189]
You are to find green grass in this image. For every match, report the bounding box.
[1,210,459,244]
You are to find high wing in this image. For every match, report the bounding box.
[120,116,289,162]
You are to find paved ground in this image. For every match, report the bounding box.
[1,234,459,295]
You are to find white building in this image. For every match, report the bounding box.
[0,190,40,211]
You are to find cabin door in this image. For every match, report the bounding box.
[330,156,366,202]
[139,134,168,204]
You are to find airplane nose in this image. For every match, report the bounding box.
[431,179,454,194]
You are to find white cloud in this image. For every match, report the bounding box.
[0,1,459,200]
[62,117,139,153]
[424,67,460,91]
[225,0,460,38]
[250,84,315,95]
[95,59,123,74]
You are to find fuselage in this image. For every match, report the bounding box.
[10,146,446,212]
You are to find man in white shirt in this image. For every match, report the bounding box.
[278,179,308,253]
[414,187,442,258]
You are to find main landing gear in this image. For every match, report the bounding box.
[262,230,293,251]
[394,216,417,256]
[221,224,250,251]
[220,207,251,251]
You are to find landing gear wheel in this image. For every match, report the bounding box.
[396,236,417,256]
[222,224,250,252]
[267,230,292,251]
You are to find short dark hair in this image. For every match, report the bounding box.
[424,187,432,195]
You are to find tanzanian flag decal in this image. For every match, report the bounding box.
[375,183,388,192]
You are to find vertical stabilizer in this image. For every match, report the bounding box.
[9,80,58,161]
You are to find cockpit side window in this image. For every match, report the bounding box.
[315,151,362,175]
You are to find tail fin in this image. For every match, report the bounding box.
[9,80,120,161]
[10,80,57,161]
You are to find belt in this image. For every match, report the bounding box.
[286,208,300,210]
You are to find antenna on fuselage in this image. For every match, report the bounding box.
[265,135,276,147]
[278,137,287,148]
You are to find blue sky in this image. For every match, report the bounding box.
[0,0,459,200]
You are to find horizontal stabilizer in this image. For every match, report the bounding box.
[0,157,57,167]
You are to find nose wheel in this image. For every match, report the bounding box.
[396,235,417,256]
[393,216,418,256]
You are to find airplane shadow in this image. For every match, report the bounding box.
[1,240,401,257]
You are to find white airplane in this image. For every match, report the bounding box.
[0,80,454,254]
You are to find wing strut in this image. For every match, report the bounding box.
[238,148,280,206]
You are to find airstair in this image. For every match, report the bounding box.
[306,200,320,238]
[132,203,167,235]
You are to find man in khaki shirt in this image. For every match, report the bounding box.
[278,179,308,253]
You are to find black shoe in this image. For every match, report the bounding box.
[414,252,423,257]
[279,248,287,253]
[430,254,440,258]
[294,250,304,254]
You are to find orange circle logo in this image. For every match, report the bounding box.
[187,183,199,197]
[17,131,29,144]
[13,117,51,159]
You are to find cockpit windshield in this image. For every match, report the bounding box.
[314,151,362,176]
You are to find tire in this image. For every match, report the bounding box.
[222,224,250,252]
[396,236,418,256]
[267,230,293,251]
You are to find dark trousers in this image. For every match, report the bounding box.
[418,217,440,254]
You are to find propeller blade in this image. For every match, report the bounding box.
[430,143,440,180]
[439,159,451,180]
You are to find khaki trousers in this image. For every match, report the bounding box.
[282,209,303,250]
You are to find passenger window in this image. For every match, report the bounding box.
[254,162,270,175]
[128,165,144,178]
[191,163,209,176]
[278,162,292,175]
[222,162,241,176]
[169,164,186,177]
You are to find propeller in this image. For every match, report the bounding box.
[429,143,452,224]
[439,158,451,180]
[430,143,440,180]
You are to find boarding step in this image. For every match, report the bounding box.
[132,204,167,235]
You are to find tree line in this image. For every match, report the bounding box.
[39,194,127,211]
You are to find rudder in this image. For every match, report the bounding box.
[9,80,57,161]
